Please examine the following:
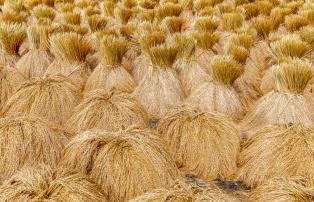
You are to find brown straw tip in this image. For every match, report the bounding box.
[162,16,185,33]
[49,32,91,63]
[211,55,244,86]
[147,44,178,68]
[0,23,26,55]
[275,59,313,94]
[84,6,101,17]
[100,36,128,66]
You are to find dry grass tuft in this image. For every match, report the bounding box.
[0,10,25,24]
[84,6,101,16]
[147,44,178,68]
[222,12,244,31]
[194,16,220,33]
[162,16,185,33]
[1,74,81,126]
[76,0,96,8]
[238,124,314,188]
[23,0,40,10]
[297,25,314,46]
[66,89,147,133]
[0,165,107,201]
[193,31,220,50]
[157,105,240,180]
[250,15,273,39]
[102,1,115,17]
[156,3,182,21]
[114,6,133,24]
[59,2,75,13]
[57,127,180,201]
[284,14,309,32]
[100,36,128,66]
[87,15,107,32]
[32,4,56,20]
[227,45,250,64]
[247,177,314,202]
[216,2,236,14]
[0,114,69,182]
[62,12,81,25]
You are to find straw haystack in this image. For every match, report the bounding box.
[238,124,314,188]
[66,89,148,133]
[173,34,210,96]
[1,74,81,126]
[0,114,69,182]
[16,26,53,78]
[84,36,135,95]
[0,23,26,67]
[0,165,107,201]
[241,60,314,136]
[247,177,314,202]
[57,127,180,201]
[187,55,244,120]
[45,32,91,88]
[157,105,240,180]
[133,44,184,118]
[0,64,25,109]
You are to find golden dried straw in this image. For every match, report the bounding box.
[216,2,236,14]
[247,177,314,202]
[32,4,56,20]
[114,6,133,24]
[1,74,81,126]
[227,45,250,64]
[221,12,244,31]
[66,89,148,133]
[255,0,273,16]
[198,7,214,17]
[76,0,96,8]
[62,12,81,25]
[59,2,75,13]
[297,25,314,46]
[23,0,40,10]
[193,31,220,50]
[87,15,107,32]
[162,16,185,33]
[84,6,101,16]
[194,16,220,33]
[284,14,309,32]
[102,1,115,17]
[157,105,240,180]
[229,31,255,50]
[250,15,273,39]
[16,25,53,78]
[238,124,314,188]
[241,3,259,19]
[0,165,107,201]
[0,114,69,182]
[0,10,25,23]
[123,0,137,8]
[57,127,180,202]
[241,60,314,136]
[156,3,182,21]
[147,44,178,68]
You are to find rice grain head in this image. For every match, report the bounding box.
[66,89,148,133]
[0,165,107,201]
[157,105,240,180]
[57,127,180,201]
[238,124,314,188]
[247,177,314,202]
[1,74,81,126]
[0,114,69,182]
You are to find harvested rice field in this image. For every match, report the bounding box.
[0,0,314,201]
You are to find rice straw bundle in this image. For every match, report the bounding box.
[0,10,25,24]
[0,113,69,182]
[216,2,236,15]
[193,31,220,73]
[221,12,244,32]
[102,1,115,17]
[247,177,314,202]
[66,89,148,133]
[2,74,81,126]
[0,165,107,201]
[57,127,180,201]
[16,26,53,78]
[61,12,82,25]
[161,16,185,34]
[84,36,135,94]
[87,14,107,32]
[46,32,91,87]
[238,124,314,188]
[250,15,274,39]
[173,34,210,96]
[194,16,220,33]
[84,6,102,17]
[32,4,56,22]
[0,23,26,67]
[114,6,133,25]
[155,2,182,22]
[0,64,25,109]
[187,55,244,120]
[241,60,314,136]
[157,104,240,180]
[76,0,96,9]
[284,14,309,32]
[58,2,75,13]
[23,0,40,10]
[133,44,184,118]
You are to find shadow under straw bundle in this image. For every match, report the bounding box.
[46,32,92,87]
[241,60,314,137]
[16,25,53,78]
[187,55,244,120]
[1,74,81,126]
[57,127,180,202]
[133,44,184,118]
[0,165,107,201]
[0,23,26,67]
[238,124,314,188]
[84,36,135,94]
[0,113,69,182]
[157,104,240,181]
[66,89,148,134]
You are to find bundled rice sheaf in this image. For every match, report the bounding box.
[133,44,184,118]
[0,23,26,67]
[16,26,53,78]
[45,32,92,88]
[57,127,180,202]
[161,16,186,35]
[87,14,107,32]
[241,60,314,137]
[1,74,81,126]
[157,104,240,180]
[173,34,210,96]
[32,4,56,22]
[66,89,148,134]
[238,124,314,188]
[187,55,244,120]
[84,36,135,95]
[0,10,25,24]
[155,2,182,22]
[247,177,314,202]
[0,165,107,201]
[0,114,69,182]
